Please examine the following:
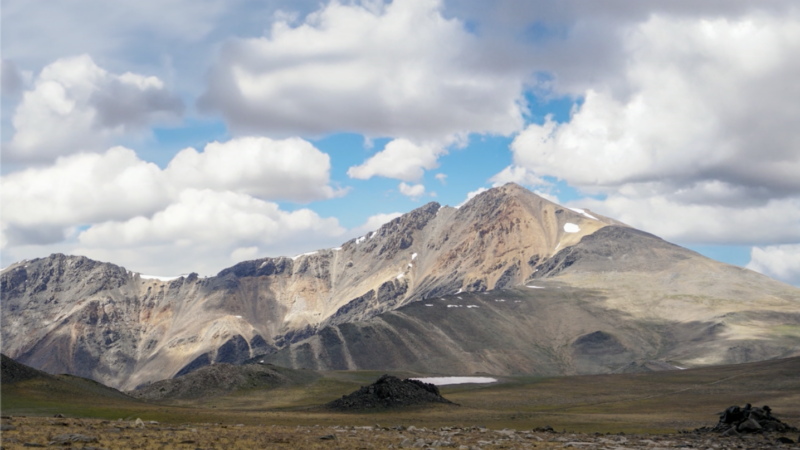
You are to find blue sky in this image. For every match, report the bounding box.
[1,0,799,286]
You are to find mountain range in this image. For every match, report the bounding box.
[2,183,799,390]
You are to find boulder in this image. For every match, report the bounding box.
[48,434,99,445]
[737,418,762,432]
[721,427,740,437]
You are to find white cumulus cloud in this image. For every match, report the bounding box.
[199,0,524,140]
[747,244,800,287]
[4,55,183,162]
[74,189,347,275]
[573,193,800,246]
[1,137,343,248]
[398,182,427,200]
[506,12,800,248]
[348,139,445,182]
[165,136,345,202]
[230,246,260,262]
[78,189,344,248]
[1,147,170,246]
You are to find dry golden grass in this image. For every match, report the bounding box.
[3,357,800,448]
[0,416,591,450]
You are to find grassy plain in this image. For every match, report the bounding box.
[3,357,800,435]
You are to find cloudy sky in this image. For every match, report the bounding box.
[1,0,799,285]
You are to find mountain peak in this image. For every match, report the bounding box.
[494,181,528,194]
[6,183,795,391]
[457,182,559,214]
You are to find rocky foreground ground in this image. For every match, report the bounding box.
[2,416,800,450]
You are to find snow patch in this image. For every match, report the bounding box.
[569,208,598,220]
[370,231,377,239]
[527,285,545,289]
[355,236,366,244]
[411,253,418,260]
[397,273,405,279]
[447,304,463,308]
[140,274,180,281]
[333,247,342,251]
[410,377,497,386]
[425,304,433,307]
[466,305,479,309]
[235,315,242,319]
[495,299,505,302]
[408,263,413,268]
[563,223,580,233]
[454,289,463,295]
[292,251,318,261]
[259,261,268,269]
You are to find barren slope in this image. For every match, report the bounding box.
[263,227,800,375]
[1,184,615,389]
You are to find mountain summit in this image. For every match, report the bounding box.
[2,183,799,389]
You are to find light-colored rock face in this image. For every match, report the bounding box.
[267,226,800,376]
[3,183,800,389]
[1,184,613,390]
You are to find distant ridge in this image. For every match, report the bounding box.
[0,353,135,404]
[128,362,314,400]
[2,353,51,384]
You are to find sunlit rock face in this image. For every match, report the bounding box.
[3,183,800,389]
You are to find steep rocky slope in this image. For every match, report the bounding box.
[263,226,800,375]
[1,184,614,389]
[2,183,799,388]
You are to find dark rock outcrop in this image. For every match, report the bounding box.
[326,375,454,411]
[698,404,798,434]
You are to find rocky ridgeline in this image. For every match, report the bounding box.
[694,403,799,437]
[326,374,454,411]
